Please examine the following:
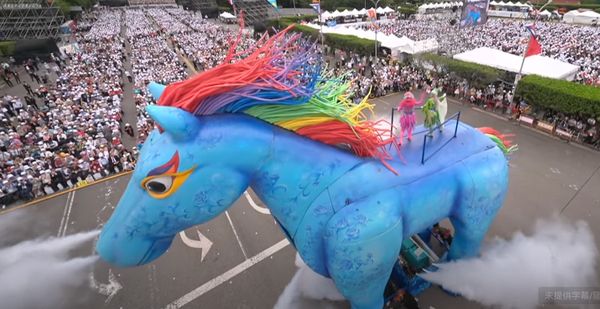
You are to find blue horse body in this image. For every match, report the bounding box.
[97,106,509,309]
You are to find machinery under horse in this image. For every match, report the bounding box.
[96,27,512,309]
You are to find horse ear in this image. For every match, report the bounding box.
[148,82,166,101]
[146,105,199,140]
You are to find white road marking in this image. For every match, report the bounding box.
[61,190,76,237]
[225,211,248,259]
[179,229,213,262]
[89,233,123,303]
[244,191,270,215]
[164,238,290,309]
[89,268,123,304]
[57,192,71,237]
[57,191,76,237]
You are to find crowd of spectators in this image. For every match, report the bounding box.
[162,9,256,72]
[125,9,188,142]
[368,18,600,86]
[0,10,136,206]
[0,8,598,206]
[327,48,599,147]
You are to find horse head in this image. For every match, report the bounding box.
[96,85,258,267]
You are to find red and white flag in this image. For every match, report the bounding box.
[367,8,377,19]
[524,24,542,57]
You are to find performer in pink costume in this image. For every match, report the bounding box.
[397,91,426,144]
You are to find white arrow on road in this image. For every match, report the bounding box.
[179,229,213,262]
[244,190,270,215]
[89,269,123,304]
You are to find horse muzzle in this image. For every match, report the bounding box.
[96,226,174,267]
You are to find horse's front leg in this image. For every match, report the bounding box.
[323,191,403,309]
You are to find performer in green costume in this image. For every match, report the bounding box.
[422,97,440,137]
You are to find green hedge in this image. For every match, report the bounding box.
[279,15,318,23]
[418,53,502,88]
[516,75,600,118]
[543,3,600,11]
[266,17,377,56]
[324,33,376,55]
[53,0,94,14]
[399,7,417,16]
[291,24,320,37]
[0,41,16,57]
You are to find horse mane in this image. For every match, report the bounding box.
[157,25,396,173]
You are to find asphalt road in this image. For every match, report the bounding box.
[2,95,600,309]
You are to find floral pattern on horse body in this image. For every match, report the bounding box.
[96,26,514,309]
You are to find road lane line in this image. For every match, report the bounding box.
[225,210,248,259]
[164,238,290,309]
[0,171,132,216]
[60,191,76,237]
[57,191,72,237]
[244,191,270,215]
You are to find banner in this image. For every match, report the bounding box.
[309,3,320,14]
[460,0,490,27]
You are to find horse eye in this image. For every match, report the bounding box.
[145,176,173,194]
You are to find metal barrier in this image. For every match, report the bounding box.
[389,109,462,164]
[420,111,461,164]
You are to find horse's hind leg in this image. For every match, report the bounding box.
[448,152,508,260]
[323,192,403,309]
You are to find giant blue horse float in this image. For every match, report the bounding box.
[97,27,515,309]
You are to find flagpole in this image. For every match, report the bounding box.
[512,0,552,100]
[318,4,323,48]
[514,33,530,86]
[310,0,323,48]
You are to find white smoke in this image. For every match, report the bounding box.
[0,212,99,309]
[274,253,346,309]
[420,217,599,309]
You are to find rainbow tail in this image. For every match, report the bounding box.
[478,127,518,155]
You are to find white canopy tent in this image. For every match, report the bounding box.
[489,2,532,9]
[418,2,462,13]
[320,7,391,21]
[488,1,531,18]
[564,10,600,24]
[539,9,551,17]
[453,47,579,80]
[219,12,235,18]
[219,12,236,20]
[219,11,236,23]
[304,23,437,56]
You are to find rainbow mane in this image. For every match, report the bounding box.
[157,26,396,172]
[477,127,518,155]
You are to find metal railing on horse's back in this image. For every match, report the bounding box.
[389,108,461,164]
